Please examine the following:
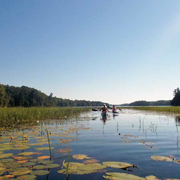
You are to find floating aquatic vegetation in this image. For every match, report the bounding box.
[103,172,159,180]
[13,145,30,150]
[37,156,50,160]
[45,163,60,168]
[0,153,13,159]
[56,148,72,153]
[17,160,28,163]
[13,156,32,160]
[33,165,46,170]
[174,160,180,164]
[31,170,49,176]
[18,152,37,156]
[39,160,53,164]
[58,162,107,175]
[59,139,75,144]
[151,156,173,162]
[16,174,36,180]
[72,154,91,160]
[35,147,54,151]
[11,168,32,176]
[102,161,134,169]
[83,159,100,164]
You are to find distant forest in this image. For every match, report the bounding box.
[120,100,171,106]
[0,84,108,107]
[120,88,180,106]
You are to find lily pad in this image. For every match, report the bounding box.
[103,161,133,169]
[72,154,91,160]
[45,163,60,168]
[104,172,144,180]
[35,147,54,151]
[18,152,37,156]
[31,170,49,176]
[37,156,50,160]
[174,160,180,164]
[151,156,173,162]
[12,168,32,176]
[83,159,100,164]
[56,148,72,153]
[16,174,36,180]
[33,165,46,169]
[59,162,107,175]
[0,153,13,159]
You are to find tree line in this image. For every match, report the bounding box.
[171,88,180,106]
[0,84,108,107]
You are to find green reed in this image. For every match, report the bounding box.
[46,129,52,161]
[0,107,91,127]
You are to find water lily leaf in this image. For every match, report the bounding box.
[145,175,160,179]
[0,158,14,163]
[174,160,180,164]
[12,168,32,176]
[59,135,76,138]
[45,163,60,168]
[103,172,145,180]
[21,162,36,167]
[78,163,107,171]
[59,139,74,144]
[72,154,91,160]
[55,148,72,153]
[0,175,14,178]
[33,165,46,169]
[103,161,133,169]
[31,170,49,176]
[13,146,30,150]
[35,147,54,151]
[83,159,100,164]
[37,156,50,160]
[29,143,44,146]
[0,167,5,171]
[0,153,13,159]
[18,152,37,156]
[151,156,173,162]
[60,162,106,175]
[17,160,28,163]
[17,174,36,180]
[13,156,32,160]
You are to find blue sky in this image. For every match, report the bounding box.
[1,0,180,104]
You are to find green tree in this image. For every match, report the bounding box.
[0,84,5,107]
[171,88,180,106]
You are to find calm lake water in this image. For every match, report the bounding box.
[1,109,180,179]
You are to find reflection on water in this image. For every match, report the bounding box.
[0,110,180,179]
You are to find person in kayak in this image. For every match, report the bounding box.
[100,104,109,113]
[112,105,118,113]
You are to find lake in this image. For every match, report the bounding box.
[0,109,180,179]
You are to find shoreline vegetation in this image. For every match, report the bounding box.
[0,107,91,127]
[119,106,180,116]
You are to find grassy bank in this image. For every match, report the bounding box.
[0,107,91,127]
[119,106,180,114]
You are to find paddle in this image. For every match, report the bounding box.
[92,108,100,111]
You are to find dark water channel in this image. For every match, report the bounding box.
[0,109,180,179]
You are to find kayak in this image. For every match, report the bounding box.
[112,110,118,114]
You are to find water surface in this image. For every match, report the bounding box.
[0,109,180,179]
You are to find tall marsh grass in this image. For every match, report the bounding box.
[0,107,91,127]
